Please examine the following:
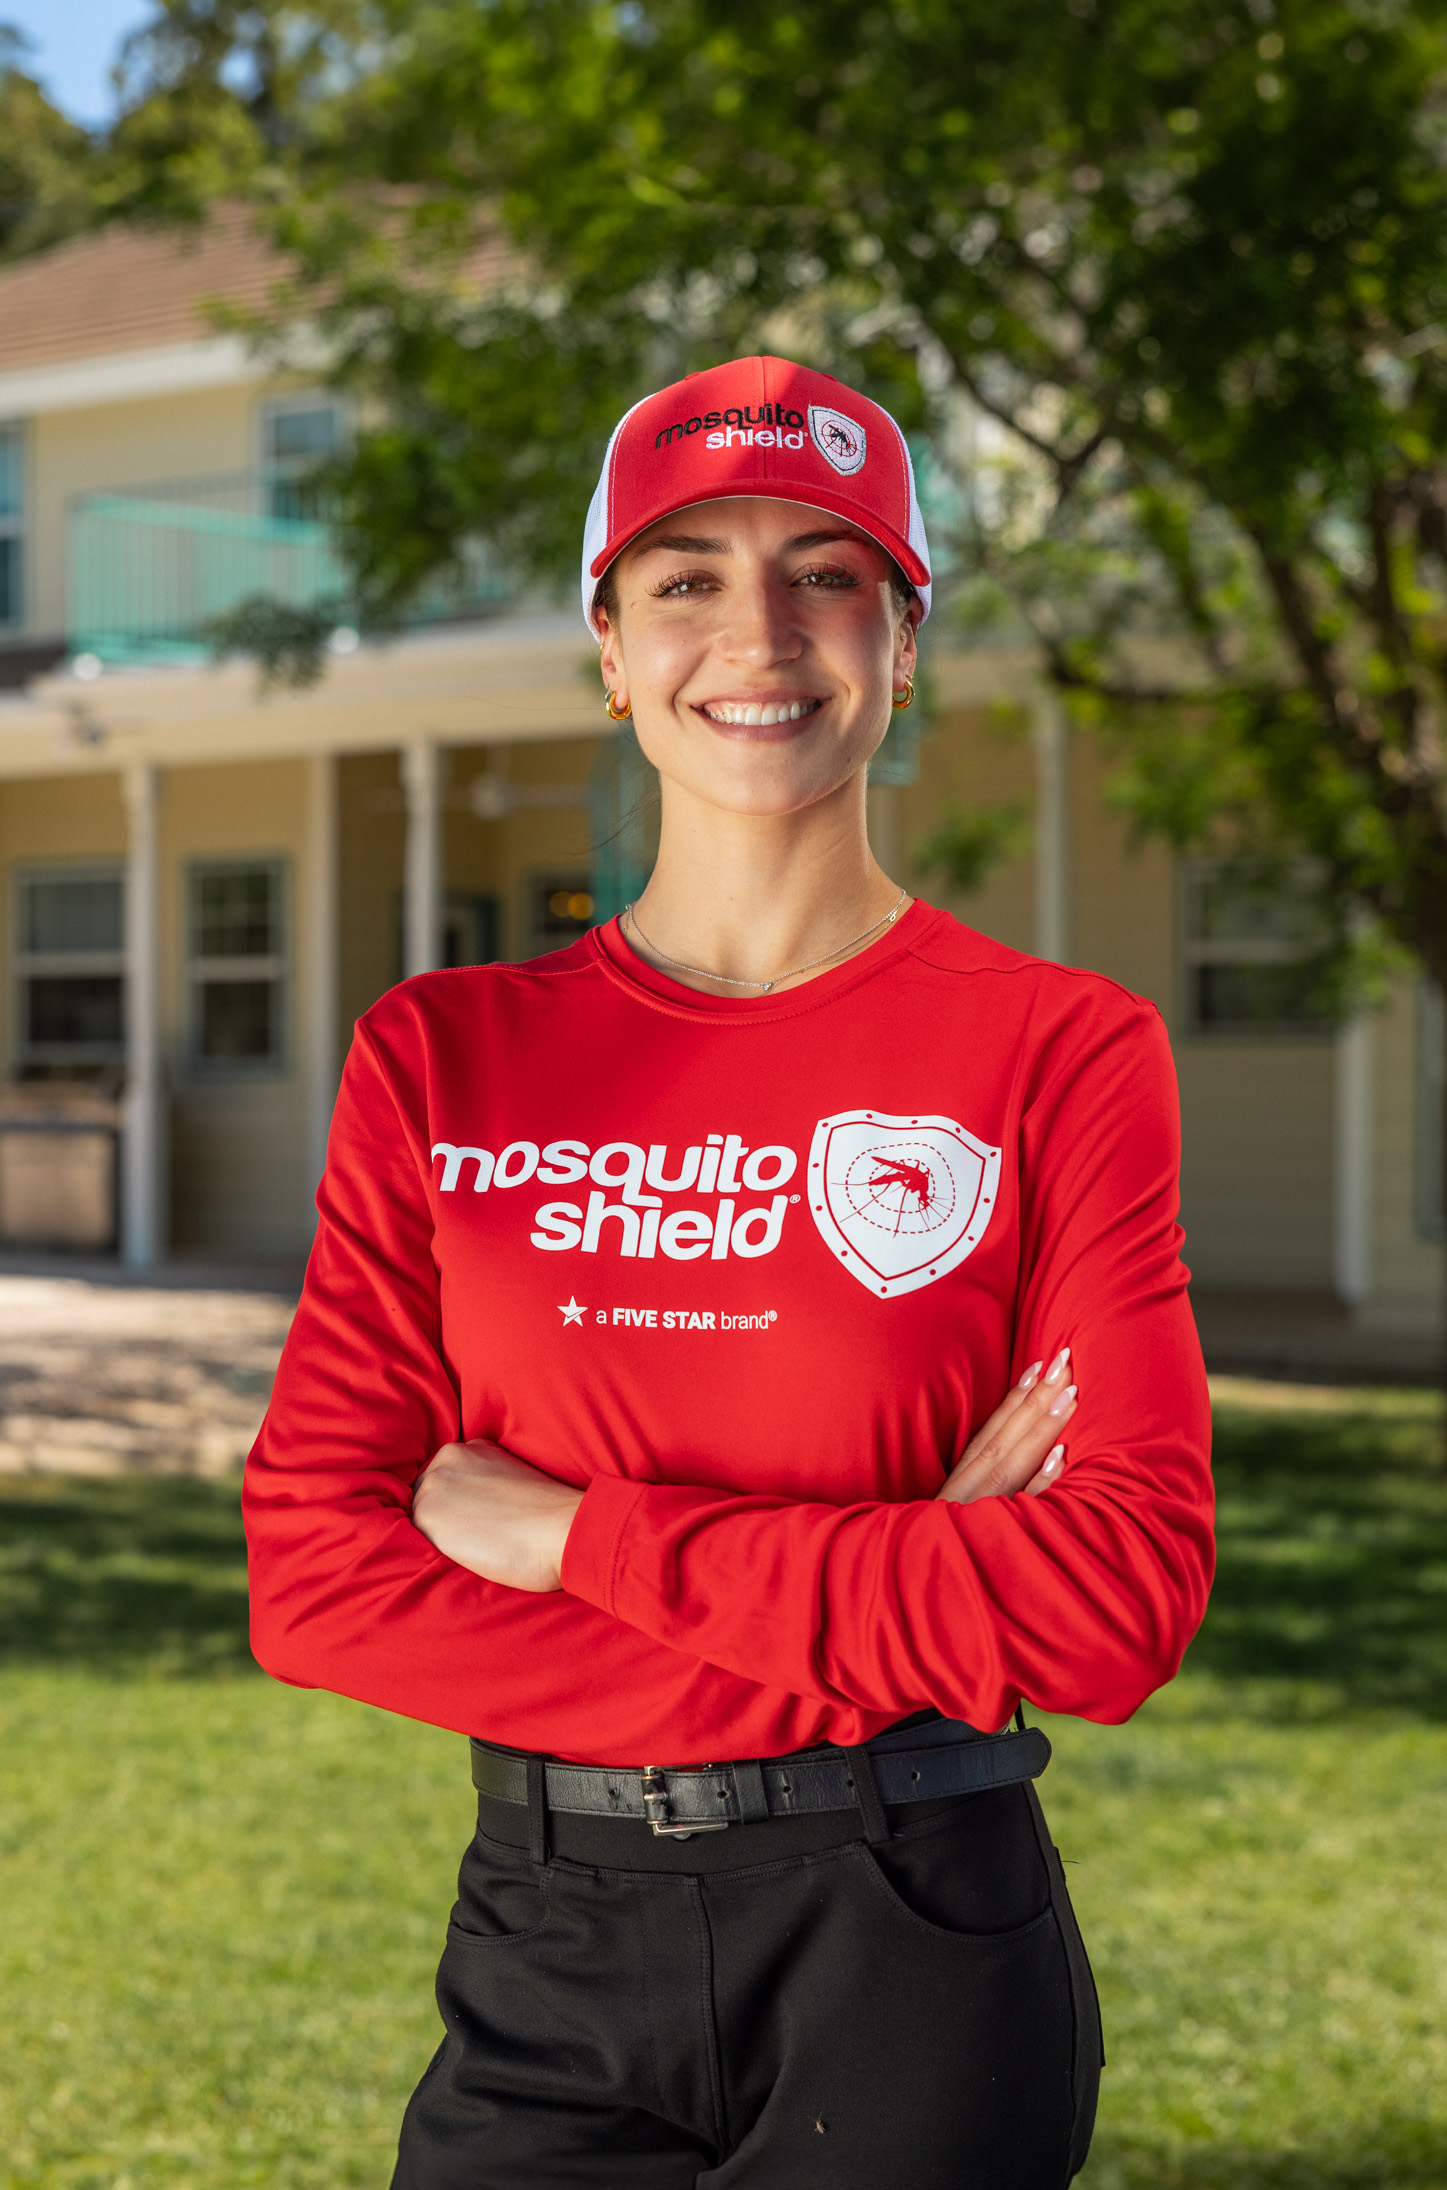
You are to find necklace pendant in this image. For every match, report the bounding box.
[760,980,774,993]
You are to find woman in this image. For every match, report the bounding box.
[245,354,1214,2189]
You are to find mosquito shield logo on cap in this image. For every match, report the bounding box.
[808,406,867,476]
[580,354,933,635]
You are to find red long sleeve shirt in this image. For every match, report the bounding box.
[244,901,1214,1764]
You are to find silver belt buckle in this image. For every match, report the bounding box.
[641,1765,730,1839]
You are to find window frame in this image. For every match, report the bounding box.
[255,393,349,523]
[185,856,289,1076]
[12,861,127,1068]
[0,418,26,633]
[1177,857,1336,1042]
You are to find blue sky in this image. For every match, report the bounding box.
[4,0,156,126]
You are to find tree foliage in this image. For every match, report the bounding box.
[107,0,1447,1001]
[0,27,97,260]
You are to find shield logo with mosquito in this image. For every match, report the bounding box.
[808,405,868,475]
[808,1110,1002,1299]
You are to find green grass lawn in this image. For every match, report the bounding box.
[1,1386,1445,2188]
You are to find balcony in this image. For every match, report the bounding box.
[67,471,513,666]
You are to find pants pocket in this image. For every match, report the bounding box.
[446,1827,553,1947]
[859,1784,1054,1941]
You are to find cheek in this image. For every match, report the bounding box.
[620,626,704,717]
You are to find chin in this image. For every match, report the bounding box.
[690,761,866,818]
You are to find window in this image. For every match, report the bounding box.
[1181,863,1334,1036]
[14,868,125,1066]
[258,397,345,523]
[441,893,500,969]
[1417,983,1445,1242]
[528,876,596,957]
[0,423,23,629]
[189,862,285,1067]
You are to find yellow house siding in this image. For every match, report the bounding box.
[338,751,407,1032]
[162,757,310,1258]
[896,705,1034,952]
[1176,1043,1335,1287]
[1366,979,1444,1329]
[28,384,263,641]
[445,737,601,963]
[1067,738,1176,1016]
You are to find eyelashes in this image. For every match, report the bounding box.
[646,561,862,600]
[648,568,717,599]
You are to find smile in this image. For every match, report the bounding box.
[700,698,823,727]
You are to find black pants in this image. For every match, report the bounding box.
[392,1766,1102,2189]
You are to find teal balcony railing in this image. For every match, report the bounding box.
[67,471,513,665]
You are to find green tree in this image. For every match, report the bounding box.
[225,1,1447,990]
[0,26,96,260]
[100,0,382,222]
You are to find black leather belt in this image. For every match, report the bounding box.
[470,1715,1051,1838]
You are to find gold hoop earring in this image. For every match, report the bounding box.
[892,675,915,710]
[603,690,632,721]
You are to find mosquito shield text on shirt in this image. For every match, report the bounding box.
[430,1131,797,1262]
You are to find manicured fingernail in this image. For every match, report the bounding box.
[1019,1361,1044,1392]
[1049,1384,1077,1418]
[1042,1446,1064,1475]
[1044,1348,1071,1386]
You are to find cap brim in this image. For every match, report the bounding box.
[586,480,931,631]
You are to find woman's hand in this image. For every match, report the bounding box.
[412,1439,584,1592]
[936,1348,1077,1507]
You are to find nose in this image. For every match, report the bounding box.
[719,570,803,667]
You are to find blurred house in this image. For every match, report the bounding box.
[0,211,1439,1373]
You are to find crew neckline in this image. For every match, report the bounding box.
[587,897,943,1021]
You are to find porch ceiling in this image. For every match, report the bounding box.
[0,629,1191,782]
[0,614,609,779]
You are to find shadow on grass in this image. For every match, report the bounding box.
[0,1472,253,1677]
[1185,1396,1447,1718]
[1087,2118,1447,2187]
[2,1393,1446,1700]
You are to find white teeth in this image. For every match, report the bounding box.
[704,699,818,724]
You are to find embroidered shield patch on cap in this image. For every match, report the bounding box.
[808,1110,1001,1298]
[808,405,868,475]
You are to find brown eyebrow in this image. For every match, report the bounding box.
[636,533,731,554]
[635,527,873,557]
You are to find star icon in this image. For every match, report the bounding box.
[557,1296,586,1327]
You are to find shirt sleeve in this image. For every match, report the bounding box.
[242,1007,726,1749]
[560,990,1215,1730]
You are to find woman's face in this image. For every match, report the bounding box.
[595,497,920,819]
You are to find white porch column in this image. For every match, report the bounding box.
[401,739,442,978]
[1334,1012,1375,1306]
[1031,689,1070,963]
[304,752,340,1209]
[122,761,164,1269]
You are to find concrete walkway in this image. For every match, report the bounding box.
[0,1263,1436,1481]
[0,1268,295,1478]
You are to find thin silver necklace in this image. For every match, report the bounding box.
[623,888,909,994]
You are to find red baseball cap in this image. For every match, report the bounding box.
[581,355,932,634]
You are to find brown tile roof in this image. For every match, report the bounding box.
[0,203,286,374]
[0,203,518,379]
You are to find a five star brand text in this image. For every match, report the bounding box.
[430,1134,798,1260]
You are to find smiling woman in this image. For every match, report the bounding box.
[244,354,1215,2190]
